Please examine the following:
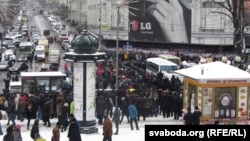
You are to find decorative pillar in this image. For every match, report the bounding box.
[63,24,106,134]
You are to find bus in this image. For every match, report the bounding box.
[19,41,35,56]
[158,54,181,66]
[146,57,182,80]
[20,71,66,94]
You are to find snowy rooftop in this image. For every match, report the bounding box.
[175,61,250,80]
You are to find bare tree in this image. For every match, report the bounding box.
[212,0,245,57]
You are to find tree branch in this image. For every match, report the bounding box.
[211,11,232,21]
[212,0,231,12]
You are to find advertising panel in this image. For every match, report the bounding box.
[86,63,96,121]
[74,63,84,120]
[129,0,192,43]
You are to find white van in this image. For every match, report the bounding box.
[9,81,22,94]
[34,45,45,61]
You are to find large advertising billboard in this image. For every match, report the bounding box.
[129,0,250,46]
[243,0,250,46]
[129,0,192,43]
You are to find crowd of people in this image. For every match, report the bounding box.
[0,49,211,141]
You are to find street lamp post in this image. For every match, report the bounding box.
[115,4,121,106]
[98,0,102,50]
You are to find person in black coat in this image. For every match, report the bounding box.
[30,119,39,141]
[67,117,82,141]
[26,102,36,130]
[3,125,14,141]
[183,108,193,125]
[172,93,182,120]
[193,106,202,125]
[42,99,51,127]
[120,97,130,123]
[135,95,146,121]
[60,103,69,132]
[96,96,107,125]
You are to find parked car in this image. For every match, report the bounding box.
[0,61,10,71]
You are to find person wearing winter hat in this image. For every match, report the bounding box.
[13,124,22,141]
[113,105,120,135]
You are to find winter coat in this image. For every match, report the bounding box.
[49,97,54,115]
[60,106,69,126]
[52,126,60,141]
[67,121,82,141]
[103,117,113,137]
[0,95,5,106]
[17,98,25,113]
[144,96,152,109]
[113,108,121,123]
[3,125,14,141]
[26,103,36,120]
[128,104,138,118]
[42,101,50,122]
[69,101,74,115]
[30,122,39,139]
[96,97,107,116]
[121,99,129,114]
[13,129,22,141]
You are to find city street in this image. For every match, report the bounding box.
[0,14,73,91]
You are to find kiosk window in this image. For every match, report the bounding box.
[51,78,62,92]
[37,79,49,92]
[23,80,35,93]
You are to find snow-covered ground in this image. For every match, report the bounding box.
[0,116,183,141]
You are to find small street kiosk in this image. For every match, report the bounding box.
[175,62,250,125]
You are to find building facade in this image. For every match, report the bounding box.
[66,0,250,50]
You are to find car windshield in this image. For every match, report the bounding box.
[13,63,21,67]
[35,50,44,54]
[64,41,70,44]
[50,55,58,58]
[4,38,13,42]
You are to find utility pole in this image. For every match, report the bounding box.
[115,5,120,106]
[98,0,102,50]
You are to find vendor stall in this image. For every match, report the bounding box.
[175,61,250,125]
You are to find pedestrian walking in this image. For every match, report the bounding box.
[26,102,36,130]
[67,117,82,141]
[42,99,51,127]
[120,97,130,124]
[60,103,69,132]
[52,122,61,141]
[128,102,139,130]
[96,96,107,125]
[103,115,113,141]
[113,105,120,135]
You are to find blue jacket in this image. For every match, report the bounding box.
[128,104,138,118]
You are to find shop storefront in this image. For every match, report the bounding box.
[175,62,250,125]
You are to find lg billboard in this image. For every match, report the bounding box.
[129,0,250,46]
